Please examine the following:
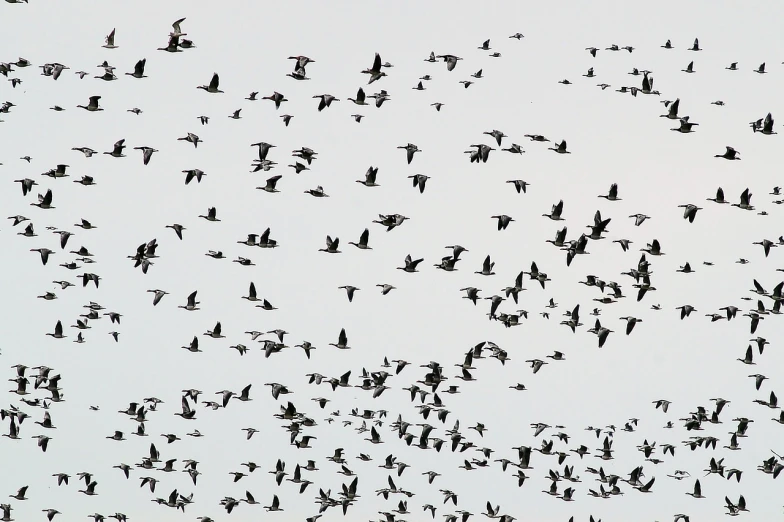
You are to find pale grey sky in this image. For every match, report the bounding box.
[1,1,784,521]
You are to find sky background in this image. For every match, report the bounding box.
[1,1,784,521]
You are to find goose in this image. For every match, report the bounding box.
[466,143,494,163]
[660,98,680,119]
[369,89,390,107]
[349,228,371,249]
[406,174,429,193]
[198,207,220,221]
[361,53,387,83]
[262,91,288,108]
[507,180,529,193]
[287,67,310,80]
[95,69,117,81]
[491,215,514,230]
[737,345,754,364]
[598,183,621,200]
[444,245,469,260]
[482,129,507,147]
[620,316,642,335]
[548,140,569,154]
[376,284,395,295]
[79,481,98,496]
[641,239,664,255]
[397,143,420,164]
[320,236,341,254]
[373,213,409,231]
[676,305,697,319]
[104,139,126,157]
[677,262,695,274]
[77,96,103,111]
[288,55,315,69]
[462,287,482,305]
[197,73,223,93]
[264,494,283,512]
[166,223,185,239]
[133,146,158,165]
[640,73,658,94]
[348,87,367,105]
[178,291,200,311]
[204,321,224,339]
[682,61,695,73]
[731,188,754,210]
[501,141,525,154]
[72,146,97,157]
[678,204,702,223]
[313,94,339,111]
[292,146,318,164]
[18,222,36,237]
[434,255,460,271]
[31,189,55,209]
[14,177,38,196]
[42,164,69,178]
[125,58,146,78]
[228,109,242,119]
[686,479,704,498]
[255,298,277,311]
[304,185,329,197]
[754,62,766,73]
[726,62,738,70]
[329,328,350,350]
[758,112,776,135]
[182,337,200,352]
[397,254,423,273]
[753,391,778,408]
[183,169,205,184]
[672,118,698,133]
[436,54,463,71]
[543,200,564,220]
[715,146,740,160]
[289,162,309,173]
[752,239,776,257]
[689,38,701,51]
[47,63,69,79]
[339,286,360,302]
[258,227,278,248]
[178,132,201,147]
[475,255,496,276]
[102,28,118,48]
[258,175,282,193]
[707,187,728,204]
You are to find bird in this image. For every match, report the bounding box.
[77,96,103,112]
[197,73,223,93]
[133,146,158,165]
[716,146,740,160]
[2,16,784,522]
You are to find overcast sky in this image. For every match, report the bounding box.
[1,1,783,521]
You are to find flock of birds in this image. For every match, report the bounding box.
[1,8,784,522]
